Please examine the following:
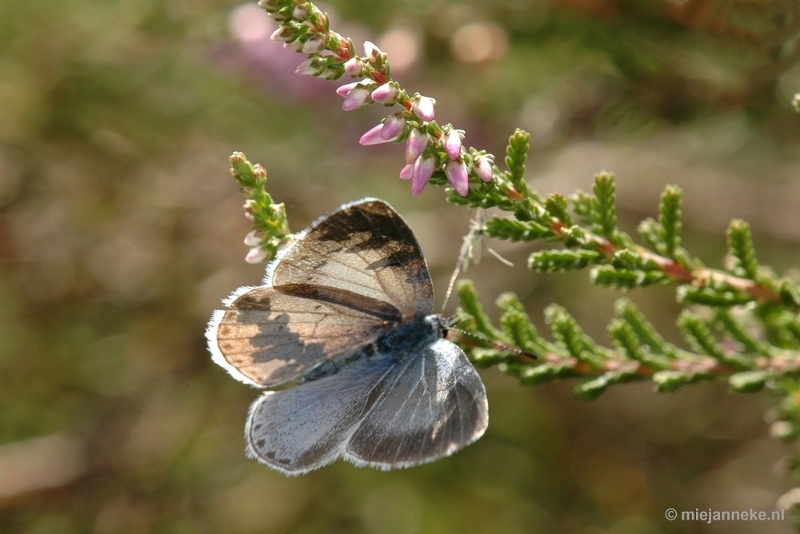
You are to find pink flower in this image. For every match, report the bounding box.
[336,82,359,97]
[270,27,290,41]
[443,130,462,160]
[371,83,398,104]
[474,156,493,182]
[246,246,268,264]
[359,124,391,145]
[342,87,370,111]
[405,129,428,164]
[412,156,435,196]
[244,229,262,247]
[413,96,435,121]
[399,164,413,180]
[380,115,404,140]
[445,160,469,196]
[344,57,364,76]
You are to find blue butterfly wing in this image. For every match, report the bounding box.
[245,339,488,475]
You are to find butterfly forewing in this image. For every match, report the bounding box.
[271,199,433,320]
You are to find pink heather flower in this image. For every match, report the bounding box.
[413,96,435,121]
[292,5,308,20]
[246,246,268,264]
[371,83,398,104]
[302,35,324,54]
[399,164,413,180]
[364,41,383,61]
[342,87,370,111]
[295,58,316,75]
[244,229,262,247]
[411,156,435,196]
[445,160,469,196]
[336,82,359,97]
[443,130,462,160]
[359,124,391,145]
[344,57,364,76]
[405,129,428,164]
[380,115,404,140]
[475,156,494,182]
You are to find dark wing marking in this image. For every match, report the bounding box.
[245,339,488,475]
[270,199,433,320]
[207,286,392,388]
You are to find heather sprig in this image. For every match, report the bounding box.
[258,0,502,198]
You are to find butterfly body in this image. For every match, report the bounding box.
[207,199,488,475]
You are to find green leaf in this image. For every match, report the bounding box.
[714,309,769,356]
[726,219,759,280]
[614,298,676,357]
[593,171,617,239]
[496,293,542,353]
[570,190,595,227]
[529,249,602,272]
[545,193,573,227]
[575,375,612,401]
[505,129,531,193]
[637,217,663,253]
[590,266,668,289]
[652,370,691,392]
[658,185,682,257]
[729,370,769,393]
[484,218,550,242]
[456,279,504,340]
[676,286,753,306]
[677,311,751,369]
[545,305,605,368]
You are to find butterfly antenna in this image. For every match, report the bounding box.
[441,211,485,313]
[446,321,538,361]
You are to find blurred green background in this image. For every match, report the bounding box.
[3,0,800,532]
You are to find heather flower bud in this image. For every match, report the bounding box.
[344,57,364,76]
[412,156,435,196]
[380,115,405,140]
[364,41,383,61]
[295,58,317,75]
[342,87,370,111]
[292,5,308,20]
[399,164,413,180]
[474,156,493,182]
[445,160,469,196]
[371,83,398,104]
[443,130,462,160]
[336,82,359,97]
[284,39,304,52]
[405,129,428,164]
[246,246,268,264]
[270,27,290,41]
[413,96,435,121]
[244,229,263,247]
[302,35,325,54]
[359,124,391,145]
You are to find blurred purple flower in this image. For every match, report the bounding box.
[336,81,359,97]
[399,164,413,180]
[344,57,364,76]
[295,58,316,75]
[246,246,268,264]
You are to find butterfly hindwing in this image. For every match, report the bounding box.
[245,339,488,475]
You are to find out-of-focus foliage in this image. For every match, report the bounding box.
[2,0,800,533]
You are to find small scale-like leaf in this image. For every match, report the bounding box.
[593,171,617,240]
[678,311,751,369]
[729,370,770,393]
[658,185,682,257]
[590,266,668,289]
[529,249,602,272]
[715,309,769,356]
[545,305,605,368]
[677,286,753,306]
[637,217,664,254]
[545,193,573,227]
[485,218,550,242]
[571,190,595,227]
[456,279,504,340]
[614,299,675,357]
[726,219,759,280]
[652,370,691,392]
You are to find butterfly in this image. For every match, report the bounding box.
[206,198,488,476]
